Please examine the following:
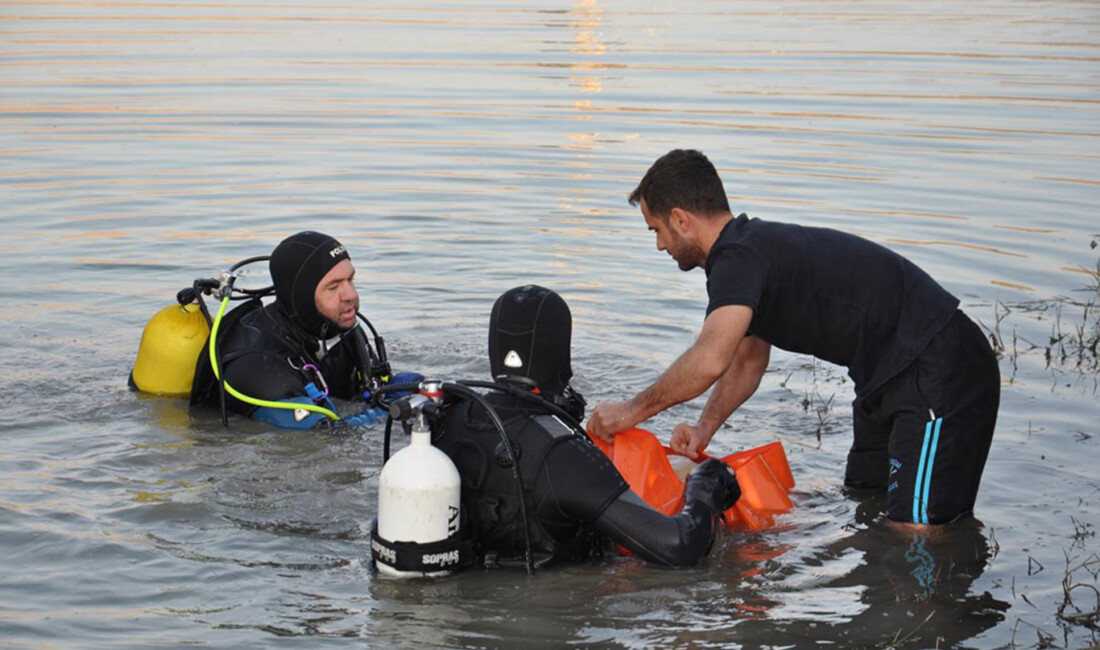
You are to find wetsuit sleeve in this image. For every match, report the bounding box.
[540,439,630,522]
[544,442,735,568]
[593,491,716,568]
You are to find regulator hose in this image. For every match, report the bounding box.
[371,381,426,462]
[225,255,274,297]
[208,294,340,422]
[458,379,587,438]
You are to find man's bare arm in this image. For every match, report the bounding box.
[670,334,771,458]
[587,305,754,441]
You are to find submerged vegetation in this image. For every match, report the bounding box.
[1058,549,1100,631]
[1003,245,1100,646]
[981,246,1100,384]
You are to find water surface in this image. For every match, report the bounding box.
[1,1,1099,647]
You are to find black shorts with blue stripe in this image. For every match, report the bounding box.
[845,310,1000,524]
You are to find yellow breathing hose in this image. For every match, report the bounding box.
[208,295,340,421]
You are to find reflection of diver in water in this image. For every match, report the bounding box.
[741,492,1009,647]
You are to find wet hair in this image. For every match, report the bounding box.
[628,149,731,219]
[488,285,572,397]
[269,231,351,338]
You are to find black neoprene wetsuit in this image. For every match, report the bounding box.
[433,393,737,569]
[190,299,376,426]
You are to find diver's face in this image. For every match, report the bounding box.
[642,200,700,272]
[314,259,359,331]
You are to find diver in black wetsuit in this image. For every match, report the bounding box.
[190,231,417,429]
[432,285,742,569]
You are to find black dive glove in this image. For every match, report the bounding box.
[684,459,742,513]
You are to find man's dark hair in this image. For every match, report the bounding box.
[628,149,731,219]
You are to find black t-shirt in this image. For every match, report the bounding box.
[705,214,959,396]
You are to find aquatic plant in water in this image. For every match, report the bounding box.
[980,245,1100,383]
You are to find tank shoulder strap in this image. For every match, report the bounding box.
[512,413,582,489]
[531,414,579,441]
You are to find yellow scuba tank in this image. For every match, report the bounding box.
[131,303,210,396]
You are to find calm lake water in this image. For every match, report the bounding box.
[2,1,1099,648]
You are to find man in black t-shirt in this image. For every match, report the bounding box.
[587,149,1000,526]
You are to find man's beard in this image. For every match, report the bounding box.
[669,233,701,271]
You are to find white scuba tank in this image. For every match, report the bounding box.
[373,414,462,578]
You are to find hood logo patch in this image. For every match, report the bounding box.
[329,245,347,258]
[504,350,523,368]
[294,408,310,422]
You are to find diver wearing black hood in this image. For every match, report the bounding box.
[190,231,410,429]
[433,285,743,569]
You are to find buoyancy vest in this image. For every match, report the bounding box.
[433,394,606,569]
[189,299,376,415]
